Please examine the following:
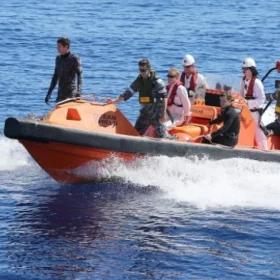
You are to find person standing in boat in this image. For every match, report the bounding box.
[108,59,168,138]
[45,37,83,104]
[180,54,207,103]
[203,92,240,147]
[165,68,191,126]
[240,57,268,150]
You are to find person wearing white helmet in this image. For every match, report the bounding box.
[180,54,207,103]
[240,57,268,150]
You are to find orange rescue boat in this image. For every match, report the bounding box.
[4,90,280,183]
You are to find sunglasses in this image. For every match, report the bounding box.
[139,68,148,73]
[167,74,176,78]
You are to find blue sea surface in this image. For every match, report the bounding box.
[1,0,280,279]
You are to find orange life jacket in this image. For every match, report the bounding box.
[244,76,256,99]
[180,71,197,91]
[167,81,182,106]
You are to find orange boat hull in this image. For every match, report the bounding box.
[21,140,136,183]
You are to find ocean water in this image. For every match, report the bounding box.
[1,0,280,279]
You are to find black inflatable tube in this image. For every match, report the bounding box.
[4,117,280,163]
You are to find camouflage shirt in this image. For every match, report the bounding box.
[121,71,167,104]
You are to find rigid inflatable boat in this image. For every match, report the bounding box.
[4,90,280,183]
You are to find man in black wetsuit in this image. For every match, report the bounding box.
[45,37,83,103]
[203,92,240,147]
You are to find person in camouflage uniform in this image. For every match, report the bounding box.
[109,59,168,138]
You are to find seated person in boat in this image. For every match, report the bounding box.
[180,54,207,104]
[45,37,83,104]
[107,59,168,138]
[203,92,240,147]
[165,68,191,126]
[266,113,280,136]
[240,57,267,150]
[266,66,280,136]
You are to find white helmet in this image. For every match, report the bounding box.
[242,57,256,68]
[182,54,195,67]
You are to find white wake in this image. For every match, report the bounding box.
[0,136,30,171]
[77,155,280,210]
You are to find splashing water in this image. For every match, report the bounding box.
[75,155,280,210]
[0,137,30,171]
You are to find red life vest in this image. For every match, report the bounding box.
[180,71,197,91]
[244,76,256,99]
[166,81,182,106]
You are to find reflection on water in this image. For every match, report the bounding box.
[4,182,159,278]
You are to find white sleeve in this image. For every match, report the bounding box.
[177,85,191,116]
[247,79,266,109]
[198,73,207,88]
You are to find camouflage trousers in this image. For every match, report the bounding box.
[135,102,166,138]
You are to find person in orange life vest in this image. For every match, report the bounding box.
[240,57,268,150]
[180,54,207,103]
[165,68,191,126]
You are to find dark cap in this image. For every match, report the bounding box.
[57,37,70,48]
[138,58,151,70]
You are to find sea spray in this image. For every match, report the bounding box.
[76,155,280,209]
[0,136,30,171]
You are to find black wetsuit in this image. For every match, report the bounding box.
[209,106,240,147]
[266,119,280,135]
[46,52,82,102]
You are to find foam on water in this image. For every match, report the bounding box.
[76,155,280,210]
[0,136,30,171]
